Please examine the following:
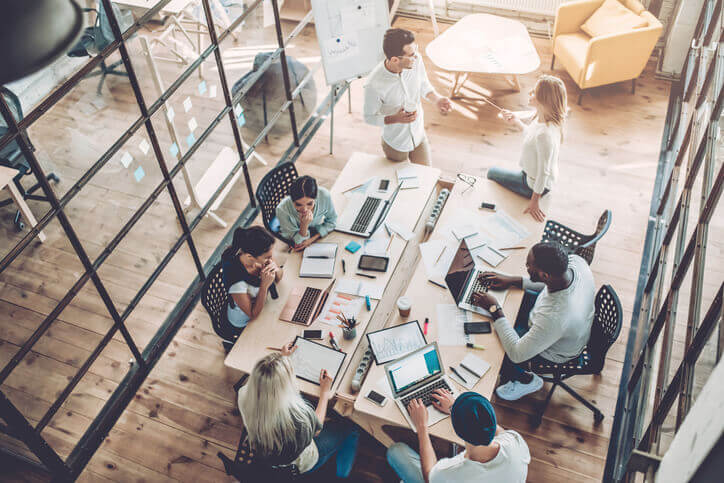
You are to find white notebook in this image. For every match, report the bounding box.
[449,354,491,390]
[300,243,337,278]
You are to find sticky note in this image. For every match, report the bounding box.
[183,96,192,112]
[139,139,150,155]
[186,132,195,148]
[166,106,175,121]
[133,166,145,182]
[345,241,361,253]
[169,142,179,157]
[187,117,198,132]
[198,80,207,95]
[233,104,242,117]
[237,112,246,127]
[120,151,133,168]
[209,84,217,98]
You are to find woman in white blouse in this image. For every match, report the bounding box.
[487,75,568,221]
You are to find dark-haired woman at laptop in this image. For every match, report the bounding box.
[276,176,337,252]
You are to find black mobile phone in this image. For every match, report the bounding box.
[379,179,390,191]
[480,202,496,211]
[464,322,492,334]
[365,390,387,406]
[303,329,323,340]
[358,254,389,272]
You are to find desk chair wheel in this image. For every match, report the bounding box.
[49,173,60,183]
[594,410,604,424]
[13,211,25,231]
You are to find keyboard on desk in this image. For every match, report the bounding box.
[464,276,491,305]
[350,197,381,233]
[401,379,452,408]
[291,287,321,324]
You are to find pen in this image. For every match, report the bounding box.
[365,295,371,311]
[342,259,346,273]
[328,331,341,351]
[460,362,482,378]
[450,366,468,384]
[357,272,376,279]
[435,246,446,264]
[428,279,446,289]
[386,233,395,253]
[466,343,485,350]
[424,317,429,335]
[384,223,391,237]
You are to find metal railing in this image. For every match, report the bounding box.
[604,1,723,480]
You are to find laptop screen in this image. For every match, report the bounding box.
[444,239,476,303]
[387,344,442,394]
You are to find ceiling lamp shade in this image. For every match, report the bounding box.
[0,0,83,84]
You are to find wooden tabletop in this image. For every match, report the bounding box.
[224,152,441,397]
[425,14,540,74]
[351,173,550,446]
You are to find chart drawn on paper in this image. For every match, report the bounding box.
[367,321,427,364]
[290,337,346,385]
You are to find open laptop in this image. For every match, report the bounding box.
[444,239,508,317]
[279,279,335,325]
[335,182,402,238]
[384,343,459,431]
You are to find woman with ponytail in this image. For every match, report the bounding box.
[221,225,283,330]
[487,75,568,222]
[276,175,337,251]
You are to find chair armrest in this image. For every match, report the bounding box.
[553,0,603,38]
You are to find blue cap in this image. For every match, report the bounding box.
[450,392,497,446]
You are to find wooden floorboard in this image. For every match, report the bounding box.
[2,13,720,483]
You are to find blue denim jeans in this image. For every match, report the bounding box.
[487,167,549,199]
[309,418,360,478]
[386,442,425,483]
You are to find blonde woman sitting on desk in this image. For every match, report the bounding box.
[237,344,360,477]
[276,175,338,252]
[221,226,283,332]
[487,75,567,222]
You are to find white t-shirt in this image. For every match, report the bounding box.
[227,280,260,328]
[518,119,561,194]
[429,430,530,483]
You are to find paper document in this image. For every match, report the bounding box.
[318,291,364,327]
[436,304,471,346]
[367,321,427,364]
[419,239,457,283]
[363,236,390,257]
[449,354,491,389]
[304,243,338,258]
[341,1,377,31]
[323,34,360,64]
[396,164,420,190]
[478,209,530,248]
[473,245,507,268]
[290,337,346,385]
[336,278,384,300]
[385,221,414,241]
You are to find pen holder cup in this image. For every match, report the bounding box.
[342,327,357,340]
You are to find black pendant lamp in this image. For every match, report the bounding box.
[0,0,83,84]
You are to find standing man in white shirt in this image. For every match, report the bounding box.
[363,28,452,166]
[386,390,530,482]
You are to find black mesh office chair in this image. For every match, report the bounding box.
[255,162,298,246]
[0,87,59,231]
[541,209,612,264]
[529,285,622,427]
[67,3,132,95]
[200,261,241,354]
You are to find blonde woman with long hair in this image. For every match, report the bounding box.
[237,343,360,477]
[487,75,568,221]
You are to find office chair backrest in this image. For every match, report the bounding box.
[576,210,612,265]
[541,219,586,254]
[201,261,239,344]
[255,162,298,244]
[588,285,622,373]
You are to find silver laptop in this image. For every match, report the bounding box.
[444,239,508,317]
[335,183,402,238]
[384,343,459,431]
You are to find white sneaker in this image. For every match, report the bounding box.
[495,373,544,401]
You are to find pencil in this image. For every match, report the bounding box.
[481,96,504,111]
[435,246,446,264]
[386,233,395,252]
[266,347,282,351]
[342,182,365,194]
[499,246,526,250]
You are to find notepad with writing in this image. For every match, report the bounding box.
[300,243,337,278]
[396,165,420,190]
[449,354,491,390]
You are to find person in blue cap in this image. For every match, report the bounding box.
[386,390,530,482]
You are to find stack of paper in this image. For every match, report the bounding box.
[396,165,420,190]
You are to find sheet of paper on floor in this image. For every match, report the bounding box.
[436,304,471,346]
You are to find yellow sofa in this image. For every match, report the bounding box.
[551,0,663,103]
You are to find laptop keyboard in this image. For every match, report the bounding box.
[401,379,452,408]
[291,287,321,323]
[350,197,381,233]
[464,276,491,305]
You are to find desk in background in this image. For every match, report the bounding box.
[224,152,441,396]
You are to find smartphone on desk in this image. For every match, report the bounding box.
[365,390,387,407]
[378,179,390,192]
[303,329,323,340]
[464,322,492,334]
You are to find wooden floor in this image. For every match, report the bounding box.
[3,13,720,483]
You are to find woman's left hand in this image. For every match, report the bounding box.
[524,197,546,222]
[292,238,314,252]
[265,258,280,274]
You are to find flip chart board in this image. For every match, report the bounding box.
[311,0,390,85]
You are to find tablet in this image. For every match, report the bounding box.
[366,320,427,365]
[358,254,389,272]
[289,336,347,385]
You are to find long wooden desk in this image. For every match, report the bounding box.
[224,152,441,396]
[350,174,550,447]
